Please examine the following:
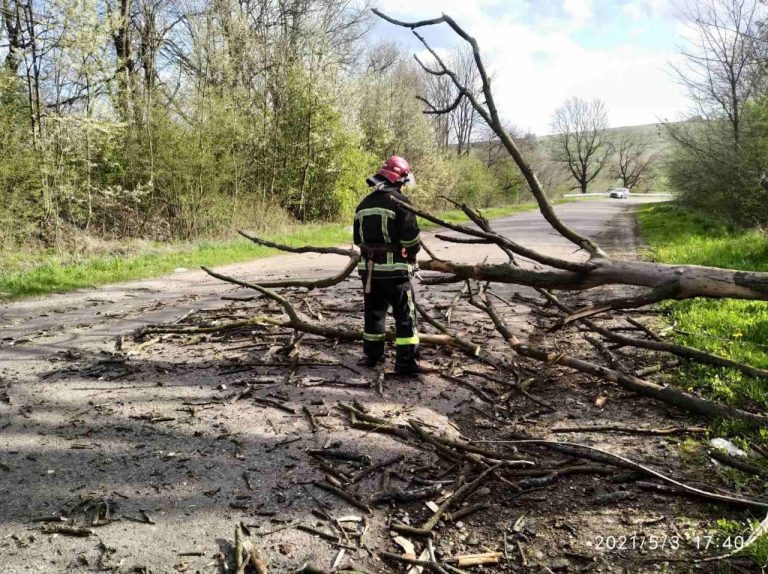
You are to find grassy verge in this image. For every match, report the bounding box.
[0,201,550,301]
[638,203,768,569]
[0,223,353,300]
[636,202,768,424]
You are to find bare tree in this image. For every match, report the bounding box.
[365,40,399,74]
[450,47,480,155]
[107,0,136,121]
[550,97,612,194]
[421,46,481,154]
[7,0,58,141]
[673,0,763,146]
[423,68,453,149]
[610,132,658,190]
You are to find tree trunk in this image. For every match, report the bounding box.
[112,0,134,122]
[419,257,768,302]
[2,0,21,73]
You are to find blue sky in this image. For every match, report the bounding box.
[372,0,688,134]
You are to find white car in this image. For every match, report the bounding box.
[609,187,630,199]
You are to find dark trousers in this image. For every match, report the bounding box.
[362,278,419,368]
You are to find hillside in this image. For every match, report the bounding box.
[468,122,673,197]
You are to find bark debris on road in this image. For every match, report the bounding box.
[0,199,757,573]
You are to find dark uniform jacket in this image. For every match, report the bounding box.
[353,176,421,279]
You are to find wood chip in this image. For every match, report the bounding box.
[331,548,345,570]
[393,536,417,559]
[594,394,607,408]
[406,549,430,574]
[447,551,503,566]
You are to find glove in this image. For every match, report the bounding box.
[402,247,417,264]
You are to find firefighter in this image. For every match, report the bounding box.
[353,156,423,375]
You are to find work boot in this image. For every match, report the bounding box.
[393,361,426,376]
[394,344,420,375]
[359,355,384,368]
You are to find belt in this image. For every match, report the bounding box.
[361,244,397,265]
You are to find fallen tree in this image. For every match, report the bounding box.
[196,257,768,429]
[184,10,768,428]
[369,9,768,305]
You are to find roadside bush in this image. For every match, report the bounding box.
[488,158,527,204]
[0,55,516,250]
[329,145,380,219]
[406,153,458,210]
[667,98,768,226]
[0,72,44,248]
[451,155,503,207]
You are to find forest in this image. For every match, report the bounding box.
[3,0,768,259]
[0,0,539,252]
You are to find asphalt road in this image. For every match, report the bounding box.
[0,196,663,573]
[0,197,660,353]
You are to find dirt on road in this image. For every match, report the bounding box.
[0,199,763,573]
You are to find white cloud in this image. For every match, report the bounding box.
[373,0,688,134]
[563,0,595,28]
[623,0,675,21]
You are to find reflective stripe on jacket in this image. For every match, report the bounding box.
[353,183,421,279]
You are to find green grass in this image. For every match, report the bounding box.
[639,204,768,570]
[710,518,768,568]
[0,223,353,300]
[0,202,548,301]
[636,203,768,425]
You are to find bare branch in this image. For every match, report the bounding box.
[250,256,360,290]
[389,196,591,273]
[370,9,445,28]
[494,439,768,509]
[417,256,768,302]
[238,231,356,258]
[435,234,491,245]
[416,91,464,115]
[539,289,768,379]
[372,8,605,257]
[235,232,360,289]
[201,268,477,351]
[465,285,768,428]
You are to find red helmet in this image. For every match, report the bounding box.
[377,156,413,185]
